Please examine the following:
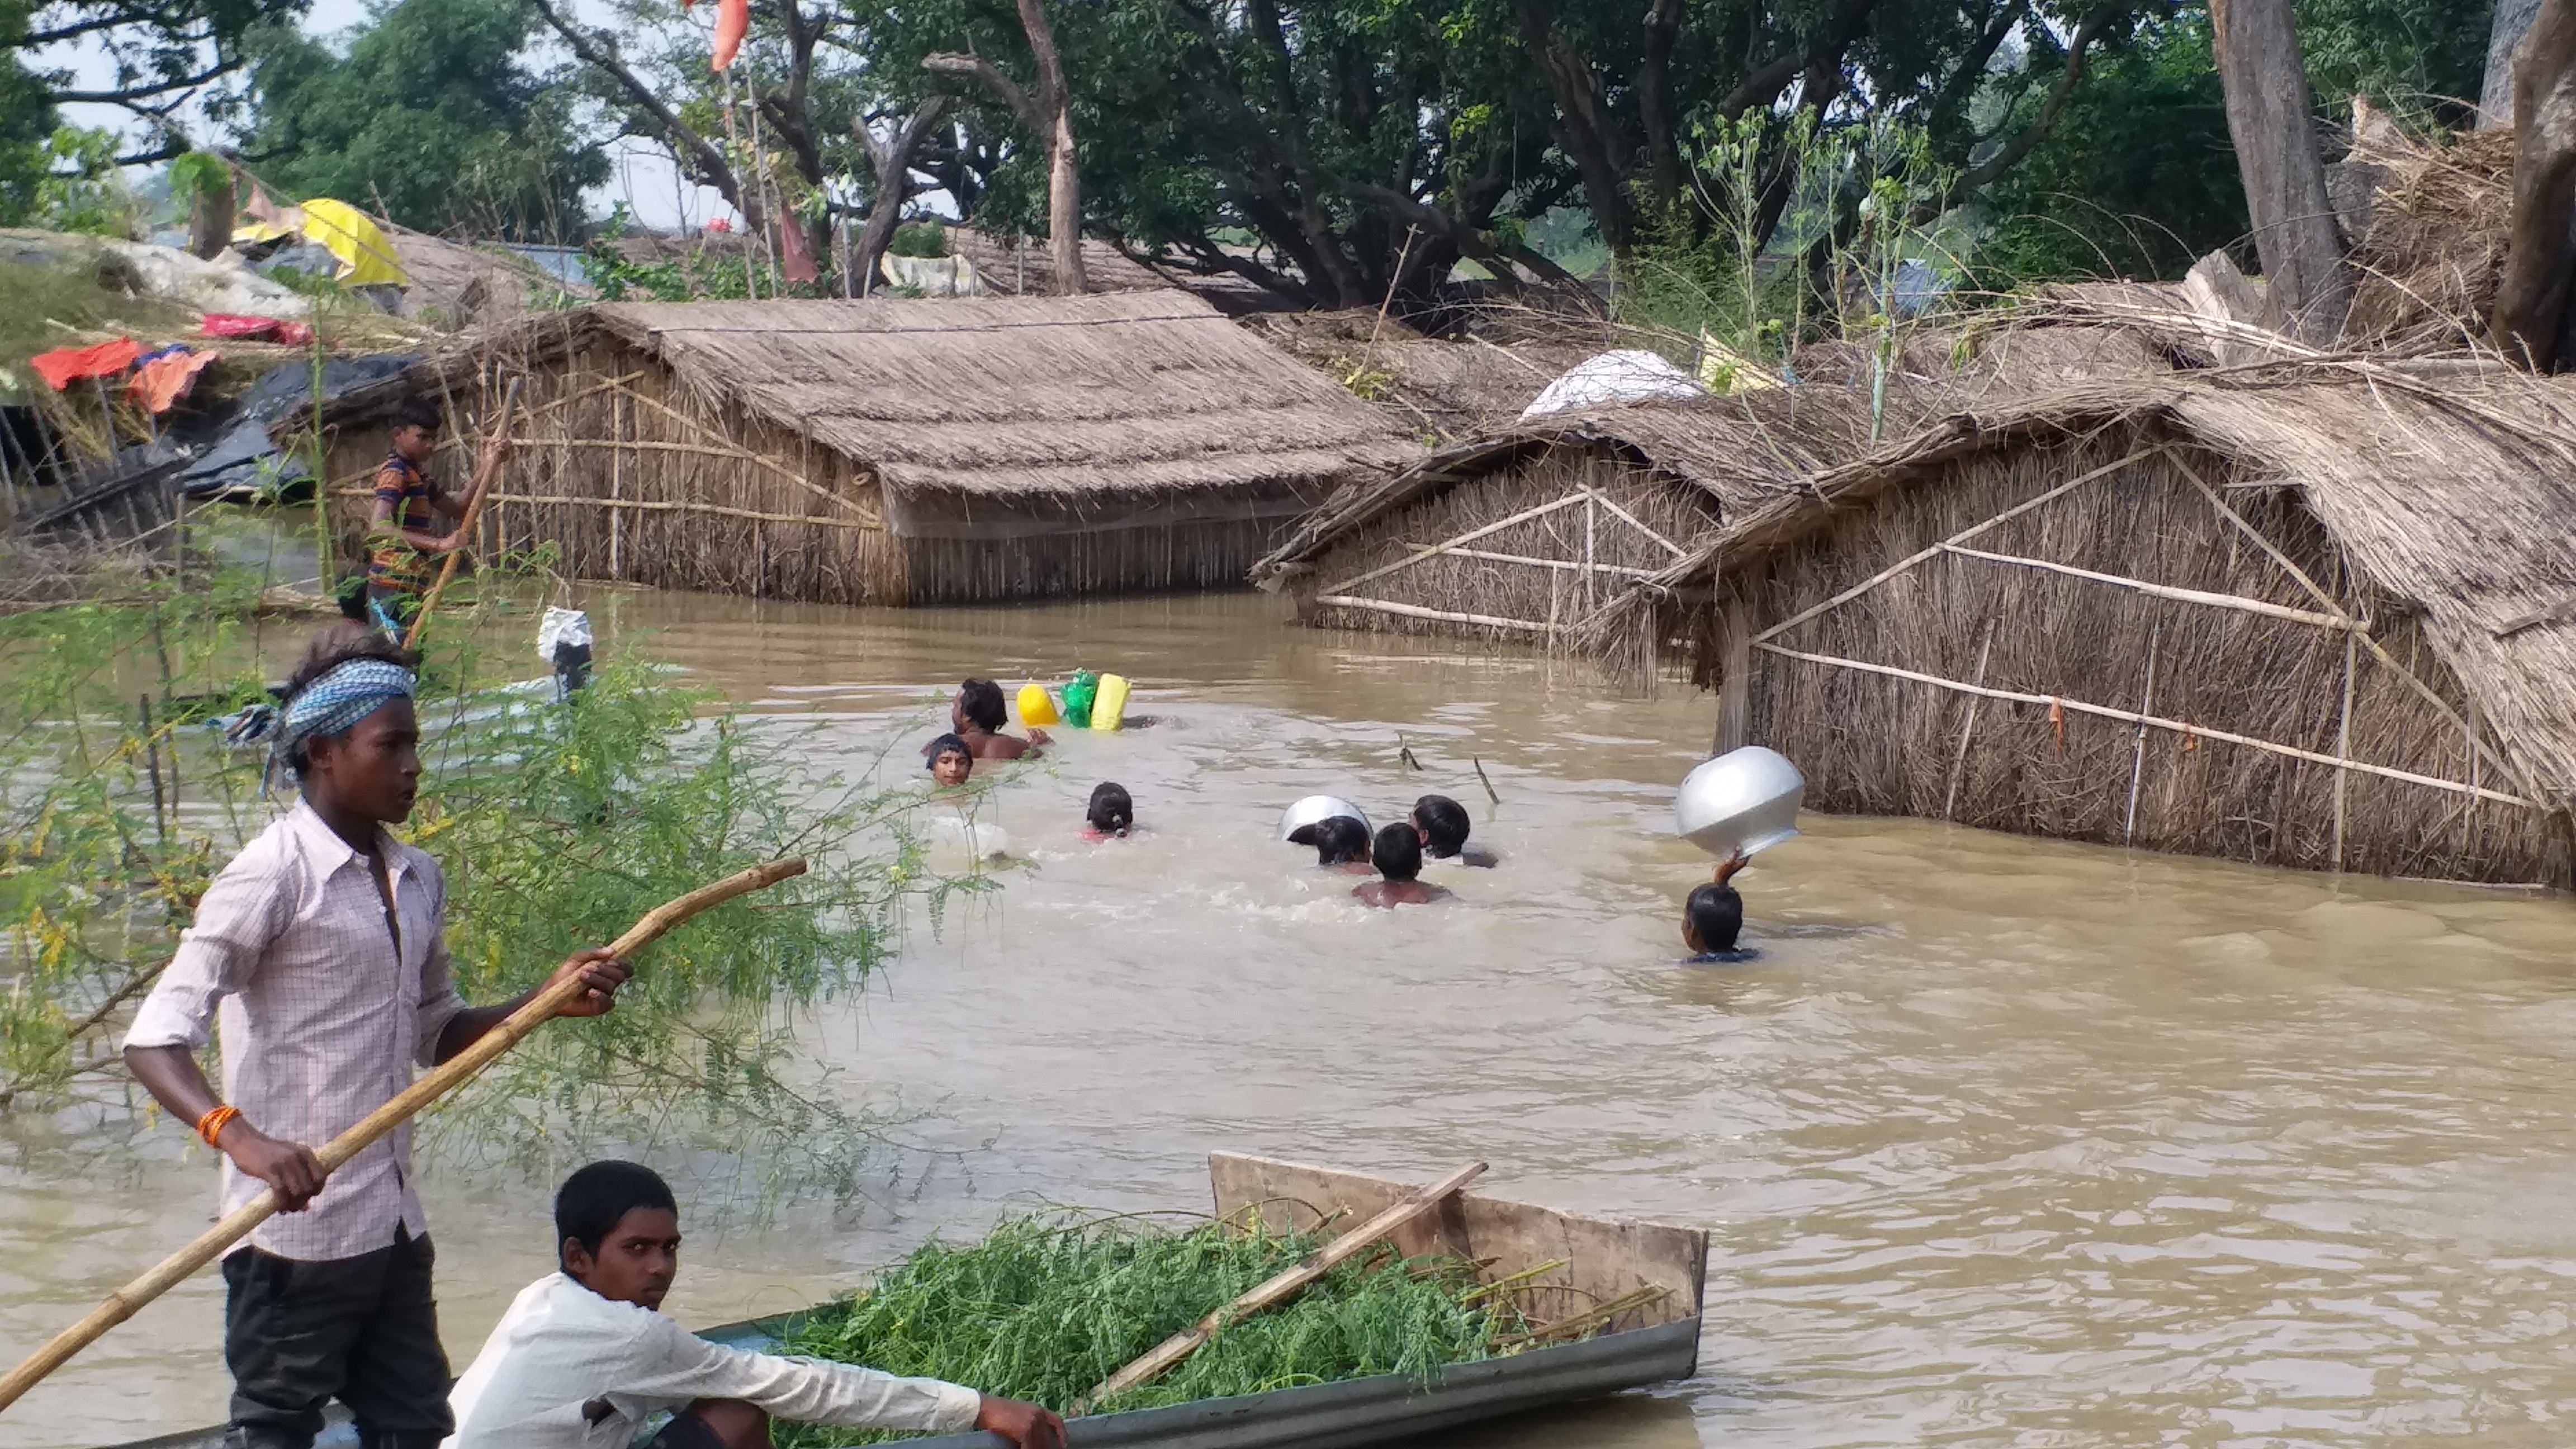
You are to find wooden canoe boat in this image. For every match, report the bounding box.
[100,1154,1706,1449]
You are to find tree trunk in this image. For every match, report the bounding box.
[2486,0,2551,129]
[188,185,234,261]
[1014,0,1087,293]
[2494,0,2576,367]
[853,98,949,296]
[2209,0,2352,345]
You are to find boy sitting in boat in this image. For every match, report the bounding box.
[1412,794,1497,868]
[446,1161,1063,1449]
[1355,824,1452,908]
[1682,851,1756,963]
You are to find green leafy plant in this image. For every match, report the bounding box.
[774,1211,1532,1443]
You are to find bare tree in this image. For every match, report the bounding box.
[924,0,1086,293]
[850,96,950,292]
[2209,0,2352,345]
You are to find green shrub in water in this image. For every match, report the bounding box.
[773,1213,1532,1443]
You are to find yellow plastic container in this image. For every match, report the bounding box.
[1016,683,1060,727]
[1091,673,1130,731]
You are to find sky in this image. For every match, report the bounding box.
[44,0,735,232]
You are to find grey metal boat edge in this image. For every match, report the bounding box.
[96,1315,1698,1449]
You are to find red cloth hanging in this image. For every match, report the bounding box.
[30,338,140,390]
[711,0,749,70]
[778,215,820,284]
[201,314,283,340]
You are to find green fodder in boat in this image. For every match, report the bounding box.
[772,1212,1544,1445]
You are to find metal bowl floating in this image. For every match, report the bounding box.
[1278,795,1371,843]
[1674,746,1805,859]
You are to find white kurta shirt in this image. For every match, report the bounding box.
[444,1273,983,1449]
[125,799,467,1261]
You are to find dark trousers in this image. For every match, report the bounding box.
[221,1227,451,1449]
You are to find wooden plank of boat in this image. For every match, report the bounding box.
[91,1157,1704,1449]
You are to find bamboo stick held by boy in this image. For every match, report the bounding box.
[446,1161,1065,1449]
[121,624,633,1449]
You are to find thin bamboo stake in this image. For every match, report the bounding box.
[1582,489,1597,614]
[609,392,625,579]
[2125,624,2161,844]
[1754,448,2162,645]
[1940,544,2351,631]
[1580,486,1688,558]
[2333,628,2356,870]
[0,858,808,1415]
[1395,544,1660,579]
[1076,1162,1486,1414]
[1754,641,2539,809]
[139,696,164,844]
[1314,595,1551,633]
[1318,491,1593,596]
[1942,618,1996,822]
[492,493,876,532]
[402,380,524,650]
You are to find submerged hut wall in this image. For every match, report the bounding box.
[312,292,1416,605]
[1592,368,2576,887]
[1253,390,1910,647]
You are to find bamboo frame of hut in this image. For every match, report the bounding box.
[1584,365,2576,887]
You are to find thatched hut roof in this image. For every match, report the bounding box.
[944,226,1173,296]
[1253,384,1924,586]
[328,290,1421,515]
[1603,362,2576,815]
[1241,310,1607,442]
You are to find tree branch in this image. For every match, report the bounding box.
[528,0,754,225]
[923,53,1044,136]
[1944,0,2126,202]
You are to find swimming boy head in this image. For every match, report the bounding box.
[1312,814,1373,872]
[927,733,973,789]
[1354,822,1452,908]
[1683,851,1751,959]
[445,1159,1063,1449]
[1410,794,1496,866]
[1086,782,1134,839]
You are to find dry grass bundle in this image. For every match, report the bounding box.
[1592,361,2576,886]
[2340,126,2517,356]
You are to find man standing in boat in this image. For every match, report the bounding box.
[121,624,633,1449]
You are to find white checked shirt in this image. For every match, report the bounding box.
[126,799,467,1262]
[444,1273,983,1449]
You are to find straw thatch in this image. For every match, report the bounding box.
[391,228,584,329]
[307,290,1419,604]
[1243,310,1607,442]
[2337,125,2515,356]
[1581,362,2576,886]
[944,226,1173,296]
[1251,385,1929,645]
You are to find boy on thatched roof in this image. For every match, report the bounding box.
[445,1160,1064,1449]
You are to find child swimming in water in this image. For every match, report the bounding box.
[1355,823,1452,908]
[1083,782,1135,839]
[1311,815,1375,874]
[1683,851,1755,962]
[1412,794,1497,868]
[927,733,973,790]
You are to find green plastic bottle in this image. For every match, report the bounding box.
[1061,669,1098,728]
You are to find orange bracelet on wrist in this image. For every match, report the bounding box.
[196,1104,242,1149]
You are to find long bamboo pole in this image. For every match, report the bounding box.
[0,856,808,1415]
[1074,1161,1487,1414]
[402,378,524,650]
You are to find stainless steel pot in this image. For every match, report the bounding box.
[1674,746,1804,858]
[1278,795,1371,843]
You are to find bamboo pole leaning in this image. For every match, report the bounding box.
[1073,1161,1488,1414]
[0,856,809,1416]
[402,378,524,650]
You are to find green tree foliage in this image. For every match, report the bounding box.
[0,0,54,221]
[9,0,307,163]
[234,0,605,239]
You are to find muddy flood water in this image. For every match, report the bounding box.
[9,588,2576,1448]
